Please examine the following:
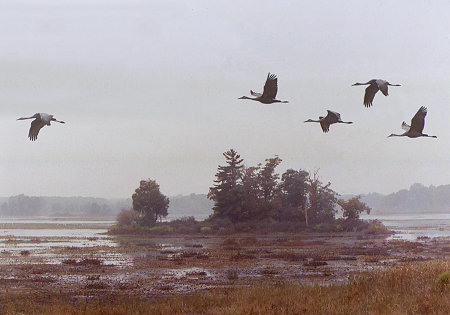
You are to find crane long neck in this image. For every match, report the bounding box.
[239,96,259,101]
[353,81,372,86]
[17,116,35,121]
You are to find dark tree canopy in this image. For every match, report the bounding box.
[257,156,282,202]
[132,179,169,226]
[280,169,309,209]
[208,150,341,229]
[240,166,261,219]
[208,149,245,223]
[305,171,338,225]
[338,196,371,220]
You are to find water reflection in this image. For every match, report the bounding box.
[0,218,131,266]
[361,213,450,240]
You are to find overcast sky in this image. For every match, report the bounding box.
[1,0,449,198]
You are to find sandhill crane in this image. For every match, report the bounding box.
[352,79,401,107]
[239,73,288,104]
[388,106,437,138]
[304,110,353,133]
[17,113,65,141]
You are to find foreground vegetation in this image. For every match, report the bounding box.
[1,260,448,314]
[109,215,391,236]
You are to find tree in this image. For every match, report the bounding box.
[304,171,338,225]
[280,169,309,209]
[251,156,282,220]
[208,149,245,223]
[338,196,371,220]
[277,169,309,222]
[240,166,261,219]
[257,156,282,202]
[132,179,169,226]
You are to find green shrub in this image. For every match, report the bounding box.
[435,272,450,292]
[116,208,138,226]
[200,226,212,234]
[312,223,337,232]
[364,220,391,235]
[149,225,175,234]
[169,217,201,234]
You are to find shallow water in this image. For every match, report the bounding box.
[0,217,129,266]
[0,228,109,238]
[0,218,115,225]
[361,213,450,240]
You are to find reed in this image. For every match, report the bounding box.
[1,260,448,314]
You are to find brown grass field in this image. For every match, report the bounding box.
[0,260,448,314]
[0,231,448,314]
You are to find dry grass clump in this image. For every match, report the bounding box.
[230,251,256,260]
[61,258,103,266]
[226,269,238,281]
[304,261,328,267]
[341,245,389,256]
[390,240,424,251]
[259,268,278,275]
[221,238,240,250]
[237,237,259,246]
[0,261,448,314]
[85,281,109,290]
[262,250,306,262]
[184,243,203,248]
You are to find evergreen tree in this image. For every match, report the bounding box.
[208,149,245,223]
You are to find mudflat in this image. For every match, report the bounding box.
[0,232,448,297]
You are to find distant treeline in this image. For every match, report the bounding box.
[2,183,447,218]
[0,193,213,218]
[166,194,213,220]
[0,195,131,218]
[357,183,450,214]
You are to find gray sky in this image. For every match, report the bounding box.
[1,0,449,198]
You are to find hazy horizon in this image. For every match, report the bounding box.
[0,182,448,200]
[1,1,449,198]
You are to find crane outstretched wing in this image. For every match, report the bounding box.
[250,90,262,97]
[29,119,46,141]
[320,120,330,133]
[326,110,341,122]
[410,106,427,133]
[262,73,278,100]
[379,84,389,96]
[364,84,379,107]
[401,121,411,131]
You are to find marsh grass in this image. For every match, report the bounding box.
[0,261,448,314]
